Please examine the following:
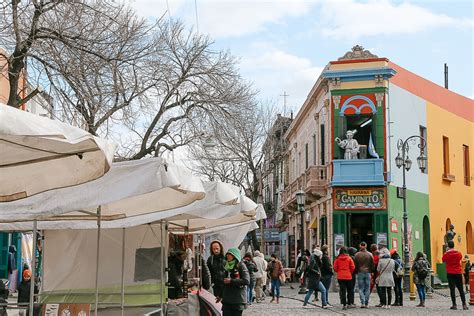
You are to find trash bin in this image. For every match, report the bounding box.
[436,263,448,283]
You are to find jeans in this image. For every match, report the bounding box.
[379,286,392,306]
[321,275,332,304]
[271,279,281,298]
[357,272,371,305]
[338,279,353,306]
[447,273,466,305]
[393,277,403,305]
[416,283,426,301]
[304,281,327,306]
[247,278,255,304]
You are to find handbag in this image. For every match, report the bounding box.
[279,272,286,283]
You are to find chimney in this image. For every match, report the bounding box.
[444,63,449,89]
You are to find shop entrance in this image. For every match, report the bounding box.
[348,213,374,248]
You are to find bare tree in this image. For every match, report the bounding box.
[0,0,152,111]
[120,21,255,160]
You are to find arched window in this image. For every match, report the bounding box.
[446,218,452,232]
[467,221,474,254]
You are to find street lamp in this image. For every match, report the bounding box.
[395,136,427,293]
[296,190,306,251]
[295,189,306,293]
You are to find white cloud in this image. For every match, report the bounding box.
[317,0,474,39]
[241,48,324,110]
[130,0,312,38]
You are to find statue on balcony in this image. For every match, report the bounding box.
[335,130,359,159]
[444,224,456,245]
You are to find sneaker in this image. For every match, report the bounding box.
[342,305,348,310]
[322,305,328,309]
[375,304,383,307]
[360,305,367,309]
[450,305,457,310]
[326,303,334,308]
[462,305,469,310]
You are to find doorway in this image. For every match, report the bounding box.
[423,216,431,263]
[348,213,374,249]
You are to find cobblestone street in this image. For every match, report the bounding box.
[244,283,472,315]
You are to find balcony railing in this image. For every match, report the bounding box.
[331,158,385,186]
[282,165,330,211]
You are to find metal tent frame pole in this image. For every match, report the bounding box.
[29,219,37,316]
[160,222,164,316]
[121,228,126,316]
[94,206,102,316]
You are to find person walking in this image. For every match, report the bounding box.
[303,249,328,308]
[266,254,283,303]
[376,248,395,309]
[412,251,430,307]
[354,241,374,308]
[242,252,258,305]
[320,245,333,306]
[442,240,469,310]
[370,244,382,306]
[253,250,267,303]
[221,248,250,316]
[333,247,355,310]
[207,240,226,301]
[462,255,470,292]
[390,249,403,306]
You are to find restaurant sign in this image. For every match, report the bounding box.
[334,187,386,210]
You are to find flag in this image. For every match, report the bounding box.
[368,133,379,158]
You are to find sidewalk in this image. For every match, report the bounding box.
[246,283,472,315]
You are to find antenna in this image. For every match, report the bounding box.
[444,63,448,89]
[280,91,289,116]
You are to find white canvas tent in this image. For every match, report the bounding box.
[0,104,116,202]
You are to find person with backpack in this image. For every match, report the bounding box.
[412,251,430,307]
[442,240,468,310]
[390,249,404,306]
[303,249,328,308]
[242,252,258,305]
[221,248,250,316]
[334,247,355,310]
[320,245,333,306]
[253,250,267,303]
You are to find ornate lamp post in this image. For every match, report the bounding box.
[296,189,306,293]
[395,136,427,292]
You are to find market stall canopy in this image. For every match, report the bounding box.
[0,157,205,222]
[0,104,116,202]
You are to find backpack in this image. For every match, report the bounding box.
[306,255,321,276]
[415,260,429,279]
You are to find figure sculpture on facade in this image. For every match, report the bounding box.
[444,224,456,245]
[335,130,360,159]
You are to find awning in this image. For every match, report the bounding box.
[309,217,318,229]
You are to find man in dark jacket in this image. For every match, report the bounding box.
[242,252,258,305]
[18,269,40,315]
[207,240,226,300]
[168,250,186,299]
[222,248,250,316]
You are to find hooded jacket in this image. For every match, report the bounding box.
[443,248,463,274]
[207,240,226,297]
[333,254,355,280]
[7,245,17,273]
[222,248,250,307]
[253,251,267,280]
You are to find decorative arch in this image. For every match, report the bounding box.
[446,218,452,232]
[339,95,377,116]
[467,221,473,254]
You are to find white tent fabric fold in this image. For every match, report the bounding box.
[0,157,205,222]
[0,104,116,201]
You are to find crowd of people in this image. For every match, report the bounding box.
[296,239,471,311]
[168,239,286,316]
[166,237,472,315]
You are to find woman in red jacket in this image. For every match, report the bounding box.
[334,247,355,310]
[442,240,468,310]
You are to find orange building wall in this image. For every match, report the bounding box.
[427,103,474,264]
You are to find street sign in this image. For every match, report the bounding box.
[397,187,405,198]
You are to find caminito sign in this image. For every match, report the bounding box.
[334,187,386,210]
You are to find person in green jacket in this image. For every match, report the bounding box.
[221,248,250,316]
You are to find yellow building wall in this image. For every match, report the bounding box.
[427,102,474,264]
[329,60,388,71]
